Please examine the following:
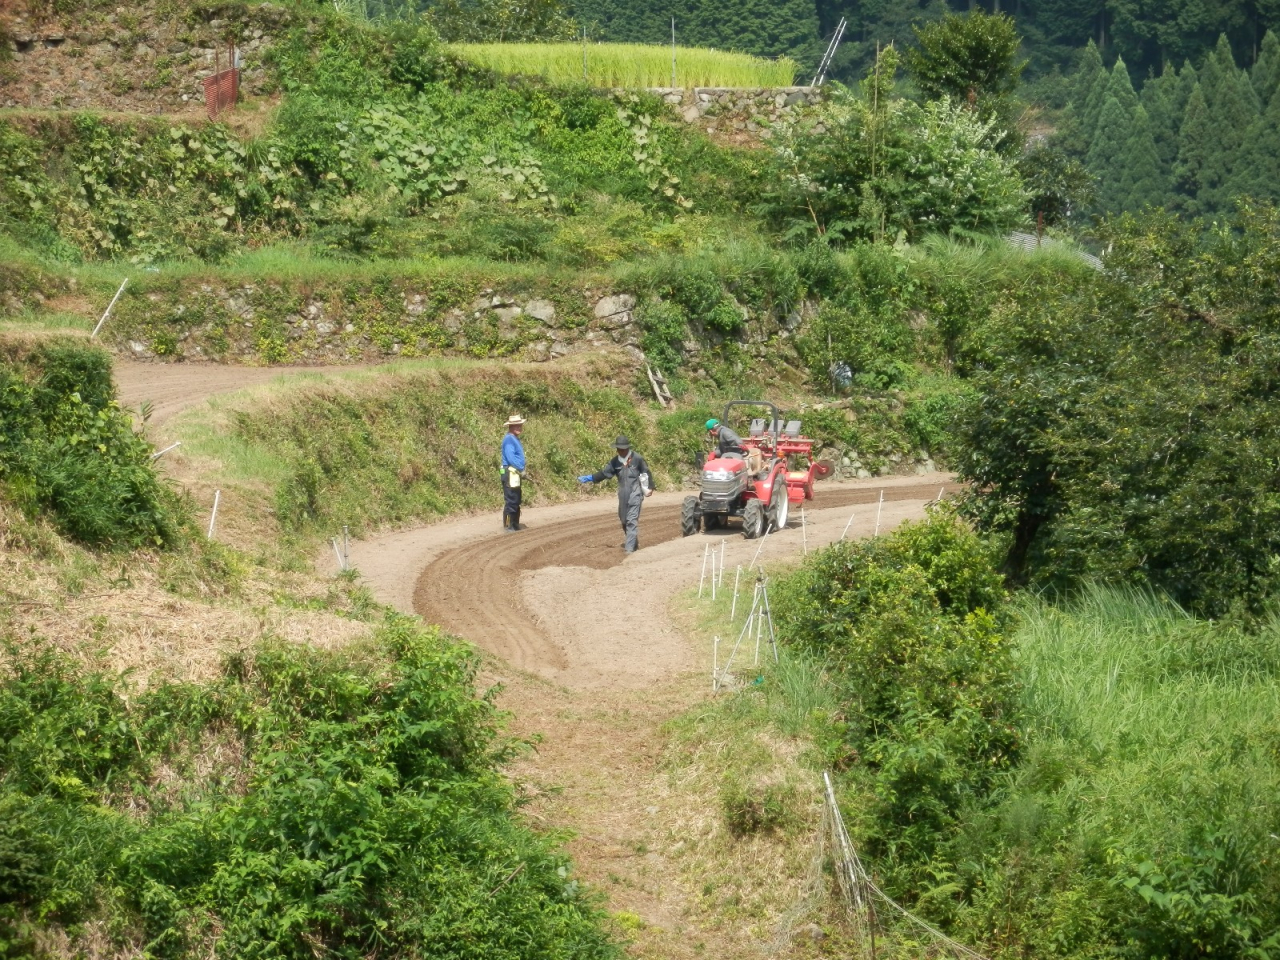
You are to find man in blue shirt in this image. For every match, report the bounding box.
[501,414,526,532]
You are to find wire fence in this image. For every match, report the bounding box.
[772,770,994,960]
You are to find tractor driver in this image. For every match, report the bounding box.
[706,419,746,460]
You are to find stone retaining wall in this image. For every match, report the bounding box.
[644,86,826,137]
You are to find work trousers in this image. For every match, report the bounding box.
[620,492,643,552]
[503,472,522,529]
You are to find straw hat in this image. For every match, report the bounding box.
[505,414,526,427]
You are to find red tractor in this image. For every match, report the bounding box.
[681,401,828,539]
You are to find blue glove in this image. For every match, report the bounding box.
[577,475,593,483]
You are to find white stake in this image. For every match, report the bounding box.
[762,579,779,663]
[342,525,349,570]
[874,489,884,537]
[802,506,808,554]
[749,523,772,571]
[91,278,129,338]
[840,509,855,541]
[698,543,709,597]
[937,485,945,501]
[711,548,718,601]
[332,537,345,571]
[150,441,181,460]
[670,17,676,89]
[718,539,726,588]
[713,634,719,691]
[747,586,757,670]
[206,489,220,539]
[730,565,742,621]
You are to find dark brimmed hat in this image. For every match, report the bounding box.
[614,435,631,449]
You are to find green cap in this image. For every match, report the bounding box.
[705,418,720,430]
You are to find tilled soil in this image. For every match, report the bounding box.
[349,476,957,957]
[348,476,962,689]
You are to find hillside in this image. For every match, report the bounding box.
[5,0,1280,957]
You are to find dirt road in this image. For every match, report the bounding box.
[351,476,959,690]
[113,360,346,426]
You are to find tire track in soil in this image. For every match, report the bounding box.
[413,480,963,678]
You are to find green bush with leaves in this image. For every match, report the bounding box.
[771,509,1017,868]
[956,204,1280,617]
[763,48,1028,244]
[0,341,180,548]
[0,617,619,958]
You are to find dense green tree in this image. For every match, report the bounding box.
[1118,105,1167,209]
[905,9,1027,151]
[1079,54,1114,146]
[1051,40,1105,157]
[1229,83,1280,201]
[426,0,576,40]
[1200,48,1258,212]
[1172,83,1212,215]
[1140,62,1180,170]
[1019,143,1096,225]
[1102,56,1141,115]
[763,48,1027,242]
[570,0,820,63]
[1252,29,1280,106]
[957,206,1280,617]
[1069,39,1105,104]
[1086,94,1134,211]
[1174,59,1198,116]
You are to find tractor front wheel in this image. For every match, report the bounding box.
[681,496,701,537]
[742,499,766,539]
[770,475,790,530]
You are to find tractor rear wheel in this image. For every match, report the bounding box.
[681,496,701,537]
[742,499,766,539]
[770,474,790,530]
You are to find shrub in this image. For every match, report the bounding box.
[762,49,1027,243]
[771,509,1017,864]
[0,619,620,958]
[0,342,180,548]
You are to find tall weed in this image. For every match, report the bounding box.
[0,618,619,957]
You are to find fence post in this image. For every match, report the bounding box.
[670,18,676,89]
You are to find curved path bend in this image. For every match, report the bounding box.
[351,476,960,690]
